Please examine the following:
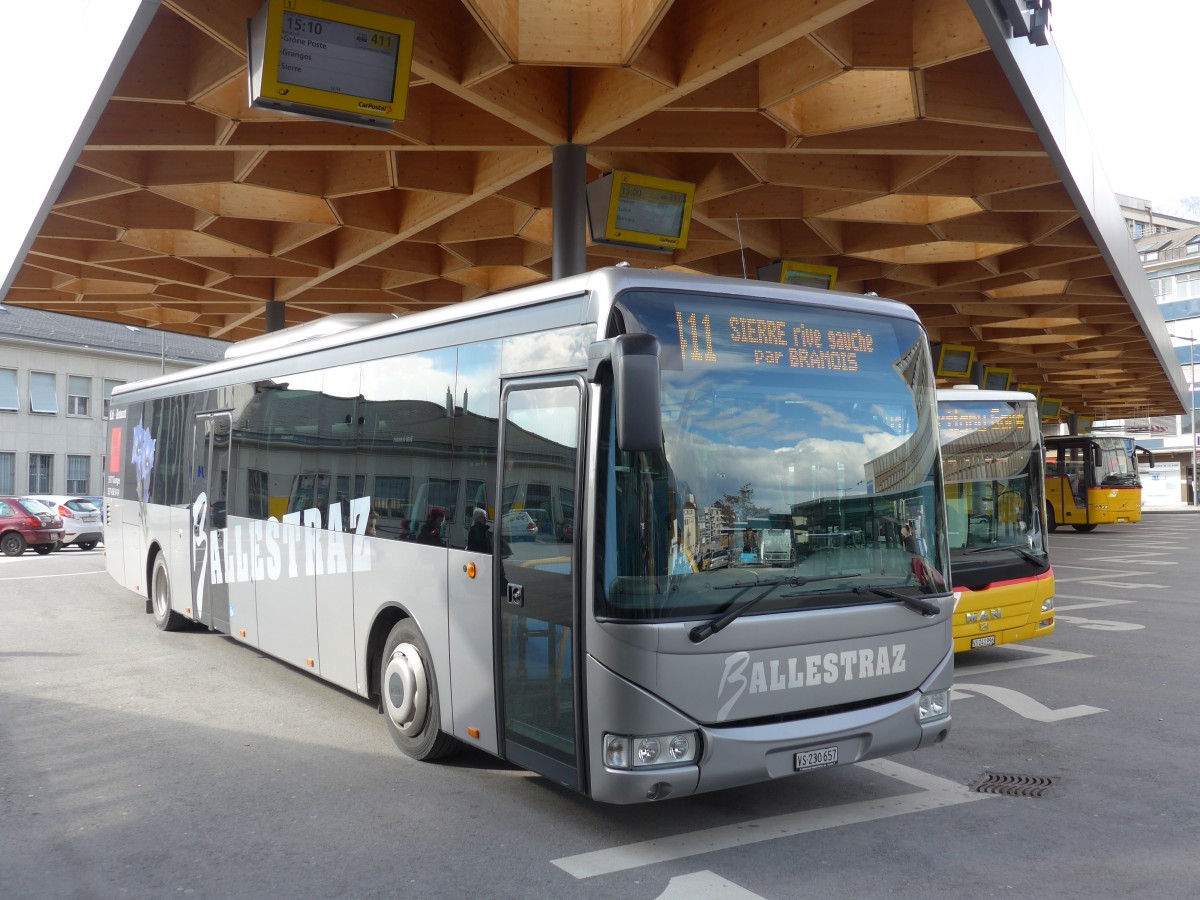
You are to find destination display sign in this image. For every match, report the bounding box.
[248,0,415,129]
[674,306,878,373]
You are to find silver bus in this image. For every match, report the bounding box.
[102,267,953,803]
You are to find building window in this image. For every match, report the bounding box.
[0,368,17,411]
[28,454,53,493]
[67,455,90,494]
[0,452,14,494]
[102,379,124,418]
[68,375,92,416]
[29,372,59,415]
[1188,243,1199,255]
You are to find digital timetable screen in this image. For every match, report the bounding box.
[614,183,687,238]
[587,171,696,251]
[248,0,415,127]
[276,12,400,102]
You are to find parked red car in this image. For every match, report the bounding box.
[0,497,65,556]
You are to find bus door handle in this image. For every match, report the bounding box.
[507,583,524,607]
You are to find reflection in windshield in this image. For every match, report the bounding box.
[938,397,1047,561]
[597,289,947,621]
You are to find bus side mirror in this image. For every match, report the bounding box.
[1092,446,1103,468]
[589,334,662,452]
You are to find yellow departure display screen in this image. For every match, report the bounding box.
[674,308,877,373]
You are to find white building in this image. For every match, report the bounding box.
[0,306,227,497]
[1093,198,1200,505]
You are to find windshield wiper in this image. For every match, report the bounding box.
[963,544,1046,565]
[852,585,941,617]
[688,573,853,643]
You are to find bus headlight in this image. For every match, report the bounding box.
[603,731,700,769]
[1041,597,1055,612]
[919,689,950,721]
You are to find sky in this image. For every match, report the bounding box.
[2,0,1200,290]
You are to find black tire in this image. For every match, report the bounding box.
[1072,523,1097,533]
[77,541,97,551]
[151,552,187,631]
[380,619,460,761]
[33,544,54,555]
[1047,505,1057,533]
[1,532,26,556]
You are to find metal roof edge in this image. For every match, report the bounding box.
[0,0,162,302]
[968,0,1189,414]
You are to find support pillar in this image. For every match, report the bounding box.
[265,300,286,333]
[552,143,587,280]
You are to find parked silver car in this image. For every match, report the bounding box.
[22,495,104,550]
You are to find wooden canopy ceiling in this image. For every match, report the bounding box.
[2,0,1181,417]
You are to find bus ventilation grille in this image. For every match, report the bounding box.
[968,772,1056,798]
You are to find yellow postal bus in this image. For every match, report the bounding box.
[938,387,1054,652]
[1044,434,1144,532]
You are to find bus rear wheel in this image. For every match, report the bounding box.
[1071,523,1097,533]
[1047,506,1057,533]
[380,619,460,761]
[151,552,187,631]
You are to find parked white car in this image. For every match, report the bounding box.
[22,495,104,550]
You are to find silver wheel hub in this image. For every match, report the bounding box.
[383,642,428,736]
[154,567,168,616]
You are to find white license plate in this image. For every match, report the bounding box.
[794,746,838,771]
[971,635,996,649]
[82,514,99,523]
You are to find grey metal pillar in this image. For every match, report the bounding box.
[552,143,587,279]
[265,300,286,333]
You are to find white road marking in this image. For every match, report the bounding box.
[1054,614,1144,632]
[0,570,107,581]
[953,643,1091,676]
[1054,595,1136,610]
[655,871,767,899]
[1076,580,1164,589]
[552,760,992,879]
[951,683,1105,721]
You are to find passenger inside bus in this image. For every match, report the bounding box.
[467,507,491,553]
[417,507,446,545]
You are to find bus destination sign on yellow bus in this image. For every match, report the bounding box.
[249,0,415,129]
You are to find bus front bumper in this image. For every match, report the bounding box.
[584,650,953,804]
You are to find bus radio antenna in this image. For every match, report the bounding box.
[736,214,748,279]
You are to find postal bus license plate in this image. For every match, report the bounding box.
[971,635,996,649]
[794,746,838,771]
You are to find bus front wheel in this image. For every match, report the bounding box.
[151,553,187,631]
[1071,523,1097,533]
[381,619,460,761]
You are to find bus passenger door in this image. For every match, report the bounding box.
[191,411,232,632]
[496,378,584,792]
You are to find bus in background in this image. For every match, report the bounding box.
[937,387,1054,652]
[1044,434,1145,532]
[102,267,953,804]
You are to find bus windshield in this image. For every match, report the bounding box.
[1092,436,1140,485]
[597,289,948,621]
[938,396,1047,559]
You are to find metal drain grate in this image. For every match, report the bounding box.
[968,772,1056,798]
